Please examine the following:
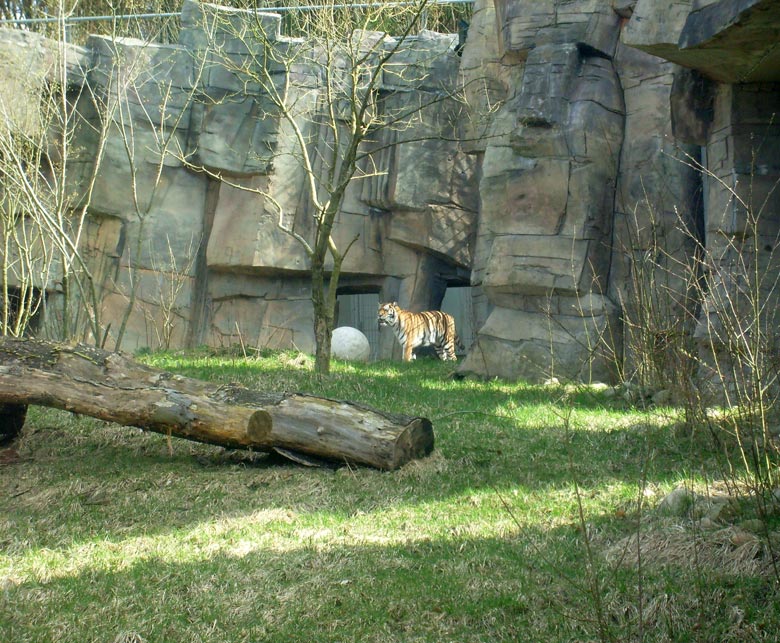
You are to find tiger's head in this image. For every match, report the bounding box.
[377,302,400,327]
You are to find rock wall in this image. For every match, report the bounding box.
[0,1,477,356]
[1,0,778,382]
[459,0,630,381]
[628,0,780,389]
[458,0,780,382]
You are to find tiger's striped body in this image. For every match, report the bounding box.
[377,302,458,362]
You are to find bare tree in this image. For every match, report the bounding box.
[0,2,202,349]
[145,232,200,350]
[184,0,467,373]
[0,1,184,43]
[0,4,108,342]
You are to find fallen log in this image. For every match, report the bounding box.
[0,337,433,470]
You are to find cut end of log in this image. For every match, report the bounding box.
[246,409,273,442]
[391,417,434,470]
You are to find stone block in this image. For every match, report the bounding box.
[611,208,695,257]
[580,4,622,57]
[730,127,780,174]
[328,209,383,276]
[179,0,282,54]
[0,220,63,289]
[188,96,279,175]
[483,234,592,298]
[0,29,88,139]
[391,135,458,209]
[625,0,780,83]
[376,90,468,209]
[207,294,315,353]
[728,84,780,125]
[112,263,196,311]
[197,51,273,97]
[510,120,570,158]
[207,271,310,301]
[387,205,475,269]
[206,176,307,272]
[494,0,556,54]
[570,56,625,116]
[514,44,580,127]
[457,0,510,153]
[496,0,618,57]
[564,161,618,241]
[118,170,207,272]
[88,128,194,218]
[705,172,780,237]
[614,1,637,19]
[678,0,780,82]
[480,152,570,236]
[622,0,692,54]
[358,127,395,210]
[88,36,196,88]
[458,301,619,382]
[615,46,701,229]
[670,67,715,145]
[566,97,624,162]
[382,30,459,92]
[99,270,194,352]
[378,241,426,282]
[88,36,195,129]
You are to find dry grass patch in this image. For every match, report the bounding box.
[605,524,775,576]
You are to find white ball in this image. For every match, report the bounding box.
[331,326,371,362]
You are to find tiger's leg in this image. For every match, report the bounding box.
[403,343,415,361]
[434,341,454,361]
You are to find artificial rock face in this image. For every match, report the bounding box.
[1,0,778,384]
[459,0,627,382]
[457,0,780,384]
[620,0,780,391]
[0,1,477,355]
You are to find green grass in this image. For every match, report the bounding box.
[2,350,779,642]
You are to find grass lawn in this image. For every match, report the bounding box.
[2,350,779,642]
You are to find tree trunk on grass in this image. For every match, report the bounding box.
[0,337,433,470]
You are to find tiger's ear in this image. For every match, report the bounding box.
[392,301,398,306]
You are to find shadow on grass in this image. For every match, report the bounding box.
[1,402,689,562]
[1,352,708,589]
[3,521,779,643]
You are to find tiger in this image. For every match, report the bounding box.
[377,302,458,362]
